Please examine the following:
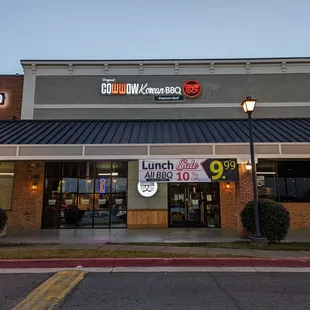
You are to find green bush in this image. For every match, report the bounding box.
[0,208,8,232]
[241,199,290,243]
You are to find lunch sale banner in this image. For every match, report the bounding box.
[138,158,239,183]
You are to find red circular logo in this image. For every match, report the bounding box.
[182,80,202,98]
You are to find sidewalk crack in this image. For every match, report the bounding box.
[249,249,258,257]
[108,228,125,243]
[209,273,242,310]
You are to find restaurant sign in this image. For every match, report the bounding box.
[101,78,201,99]
[137,182,158,198]
[139,158,238,183]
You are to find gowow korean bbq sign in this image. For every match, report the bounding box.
[101,78,201,99]
[139,158,238,183]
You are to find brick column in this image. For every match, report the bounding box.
[7,162,45,229]
[220,182,237,228]
[236,163,254,238]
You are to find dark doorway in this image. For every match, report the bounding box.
[168,182,220,228]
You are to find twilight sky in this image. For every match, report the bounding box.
[1,0,310,73]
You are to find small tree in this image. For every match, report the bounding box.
[241,199,290,243]
[0,208,8,233]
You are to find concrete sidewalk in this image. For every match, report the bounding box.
[4,228,240,244]
[3,228,310,244]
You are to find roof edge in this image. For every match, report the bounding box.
[1,118,310,122]
[20,57,310,66]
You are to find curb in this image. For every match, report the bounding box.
[1,257,310,268]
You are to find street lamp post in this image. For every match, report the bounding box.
[241,96,261,238]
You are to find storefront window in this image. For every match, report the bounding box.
[95,162,112,176]
[111,177,127,228]
[257,160,277,200]
[61,178,77,193]
[77,194,94,227]
[112,162,128,177]
[42,162,128,228]
[78,179,94,193]
[42,193,61,229]
[94,192,111,227]
[60,193,78,228]
[63,162,79,177]
[45,178,62,193]
[277,161,310,202]
[112,177,127,192]
[257,160,310,202]
[78,162,95,178]
[257,174,277,200]
[45,162,62,178]
[0,162,14,210]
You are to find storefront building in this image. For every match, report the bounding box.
[1,58,310,235]
[0,75,23,229]
[0,75,23,120]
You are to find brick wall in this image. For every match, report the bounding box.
[234,164,310,233]
[0,75,23,120]
[235,164,254,237]
[282,203,310,228]
[7,162,44,229]
[237,164,254,208]
[219,164,253,232]
[220,182,237,228]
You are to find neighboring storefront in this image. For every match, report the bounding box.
[0,75,23,227]
[0,75,23,120]
[1,58,310,236]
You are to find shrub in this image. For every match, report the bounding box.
[0,208,8,232]
[241,199,290,243]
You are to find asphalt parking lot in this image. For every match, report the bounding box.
[3,271,310,310]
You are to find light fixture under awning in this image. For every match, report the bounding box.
[98,173,119,176]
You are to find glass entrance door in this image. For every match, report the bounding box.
[168,182,221,228]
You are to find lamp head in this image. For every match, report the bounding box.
[241,96,257,114]
[245,161,252,171]
[225,182,231,189]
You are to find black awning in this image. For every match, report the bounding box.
[0,119,309,144]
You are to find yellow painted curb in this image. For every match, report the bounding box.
[13,270,86,310]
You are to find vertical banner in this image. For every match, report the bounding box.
[99,178,106,193]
